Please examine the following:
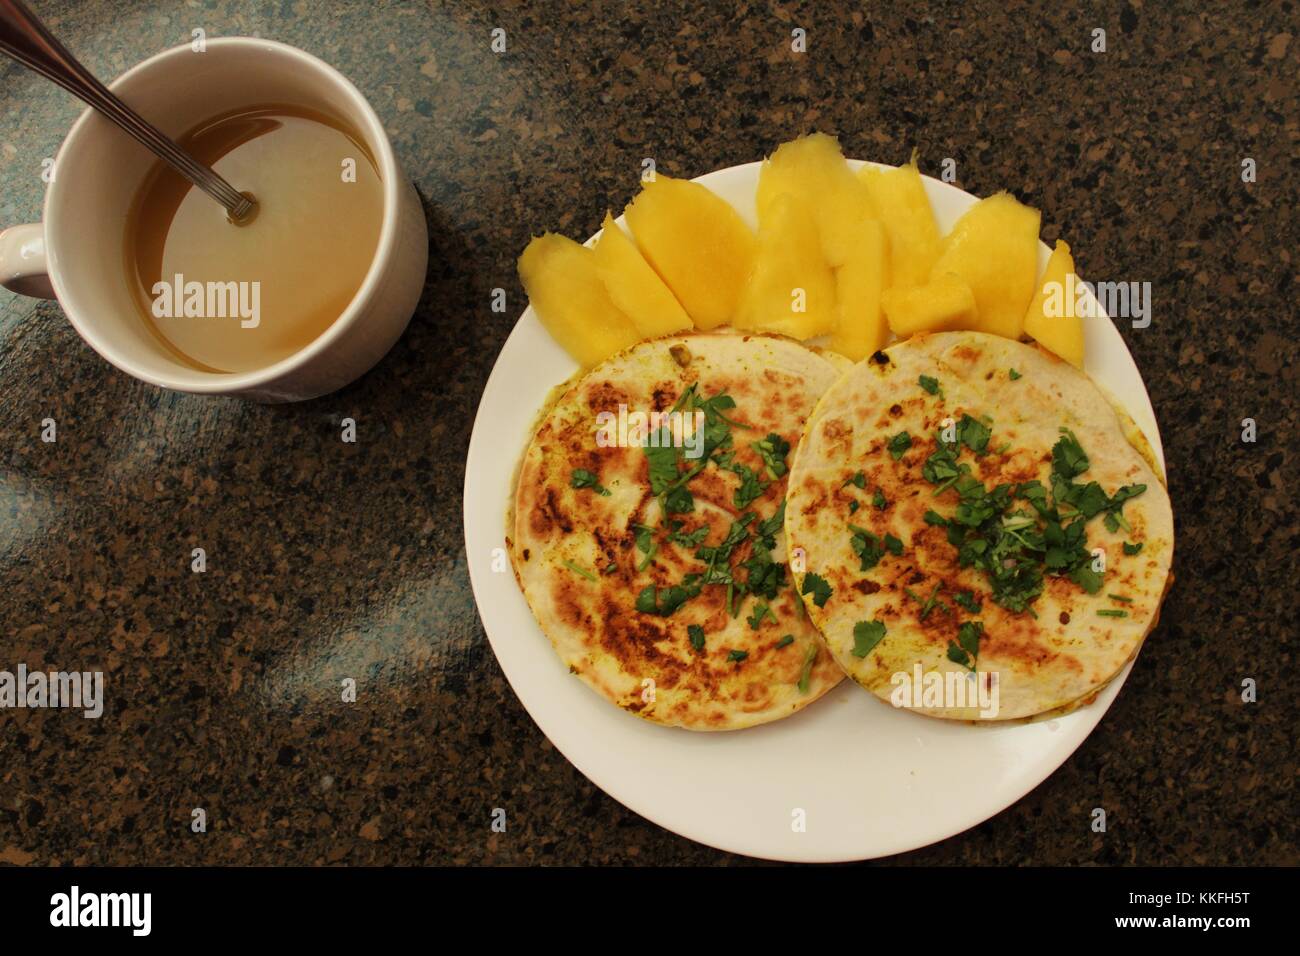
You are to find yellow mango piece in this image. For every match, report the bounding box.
[518,233,641,367]
[593,212,693,338]
[859,157,941,290]
[756,133,875,268]
[1023,240,1084,368]
[929,192,1041,340]
[881,274,978,338]
[829,219,889,361]
[735,194,837,339]
[624,176,757,330]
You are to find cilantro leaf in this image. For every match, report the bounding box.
[801,572,832,608]
[956,414,991,455]
[944,621,983,671]
[849,524,887,571]
[746,602,772,630]
[1069,564,1104,594]
[752,433,791,480]
[851,620,887,658]
[1052,428,1090,479]
[570,469,610,496]
[729,461,768,509]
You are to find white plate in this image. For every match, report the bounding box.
[463,161,1166,862]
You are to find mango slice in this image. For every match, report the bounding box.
[881,273,978,338]
[756,133,875,268]
[624,175,757,330]
[593,212,693,338]
[859,158,941,290]
[928,192,1041,340]
[518,233,641,367]
[829,219,889,360]
[735,193,837,339]
[1022,239,1084,368]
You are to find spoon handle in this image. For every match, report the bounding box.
[0,0,253,220]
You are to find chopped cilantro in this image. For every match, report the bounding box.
[885,533,904,556]
[888,431,913,460]
[801,572,832,608]
[563,560,597,582]
[751,433,791,480]
[1009,368,1022,380]
[873,488,888,510]
[688,624,706,651]
[775,634,795,649]
[849,524,887,571]
[696,513,754,564]
[946,620,984,671]
[1123,541,1144,555]
[915,420,1145,614]
[633,523,658,571]
[1069,564,1104,594]
[796,644,818,693]
[919,374,941,396]
[754,501,786,548]
[842,470,866,489]
[1097,609,1128,618]
[726,649,749,663]
[635,578,701,616]
[729,461,768,509]
[643,436,681,495]
[848,500,860,514]
[1052,428,1090,480]
[851,620,887,658]
[954,590,982,613]
[956,414,991,455]
[666,523,709,548]
[909,583,947,620]
[570,469,610,496]
[746,602,773,630]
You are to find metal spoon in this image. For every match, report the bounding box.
[0,0,254,221]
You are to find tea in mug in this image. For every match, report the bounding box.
[125,105,384,373]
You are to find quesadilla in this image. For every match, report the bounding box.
[510,332,847,730]
[785,331,1174,720]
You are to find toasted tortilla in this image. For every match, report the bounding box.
[785,331,1174,721]
[511,332,847,730]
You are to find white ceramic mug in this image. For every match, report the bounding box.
[0,37,427,402]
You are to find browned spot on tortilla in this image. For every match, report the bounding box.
[585,380,630,413]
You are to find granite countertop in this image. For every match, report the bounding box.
[0,1,1295,865]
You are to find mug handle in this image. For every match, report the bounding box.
[0,222,55,298]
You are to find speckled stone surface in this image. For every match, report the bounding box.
[0,0,1296,866]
